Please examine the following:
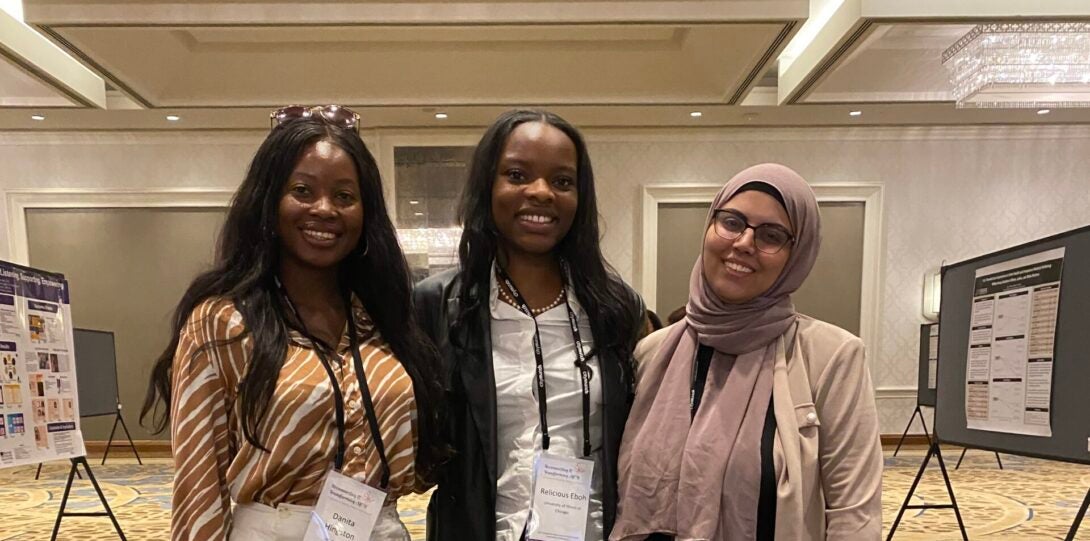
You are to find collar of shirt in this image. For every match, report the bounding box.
[284,293,376,353]
[488,260,585,322]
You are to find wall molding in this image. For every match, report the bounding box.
[874,385,918,401]
[83,439,172,458]
[5,124,1090,147]
[639,181,884,353]
[4,188,233,265]
[0,130,266,145]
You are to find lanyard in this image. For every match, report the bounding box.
[689,344,715,420]
[495,263,593,458]
[275,278,391,489]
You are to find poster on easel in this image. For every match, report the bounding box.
[964,247,1063,437]
[0,260,85,468]
[927,323,939,390]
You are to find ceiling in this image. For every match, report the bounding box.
[3,0,1090,130]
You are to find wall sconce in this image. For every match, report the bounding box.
[922,268,941,322]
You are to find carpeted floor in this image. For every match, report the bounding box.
[2,448,1089,540]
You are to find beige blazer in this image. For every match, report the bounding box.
[633,315,883,541]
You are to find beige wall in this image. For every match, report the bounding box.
[26,208,225,440]
[2,126,1090,435]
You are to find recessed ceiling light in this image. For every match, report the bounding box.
[434,112,448,119]
[1037,108,1051,115]
[30,115,45,121]
[409,200,420,205]
[690,111,703,117]
[414,212,424,216]
[849,110,863,117]
[166,115,181,121]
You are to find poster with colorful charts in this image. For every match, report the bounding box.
[964,247,1063,437]
[0,260,85,468]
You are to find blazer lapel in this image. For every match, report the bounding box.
[451,287,499,487]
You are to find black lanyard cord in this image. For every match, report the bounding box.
[346,306,391,489]
[312,344,348,470]
[496,263,593,458]
[275,279,391,488]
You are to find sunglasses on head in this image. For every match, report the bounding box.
[269,105,360,133]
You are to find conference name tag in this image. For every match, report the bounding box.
[303,470,385,541]
[526,453,594,541]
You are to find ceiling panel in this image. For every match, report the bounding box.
[0,56,80,107]
[801,23,974,104]
[45,23,790,108]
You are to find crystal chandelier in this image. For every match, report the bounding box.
[396,226,461,255]
[942,22,1090,108]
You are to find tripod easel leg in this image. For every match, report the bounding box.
[1066,486,1090,541]
[955,447,1003,470]
[894,406,923,457]
[918,408,933,447]
[51,456,127,541]
[50,458,79,540]
[887,441,935,540]
[887,442,968,541]
[934,444,969,540]
[955,446,968,470]
[116,412,142,465]
[102,412,121,465]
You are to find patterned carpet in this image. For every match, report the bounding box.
[2,448,1089,540]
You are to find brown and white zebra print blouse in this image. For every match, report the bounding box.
[169,296,420,540]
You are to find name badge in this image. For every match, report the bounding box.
[526,452,594,541]
[303,469,385,541]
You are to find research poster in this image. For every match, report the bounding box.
[965,248,1063,437]
[927,323,939,390]
[0,260,85,468]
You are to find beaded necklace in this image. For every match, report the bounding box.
[496,272,566,315]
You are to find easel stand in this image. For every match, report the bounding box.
[51,456,127,540]
[101,406,142,465]
[954,446,1003,470]
[893,404,932,456]
[887,441,968,541]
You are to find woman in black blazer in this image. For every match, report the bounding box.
[414,109,645,541]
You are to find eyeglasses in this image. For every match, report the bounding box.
[269,105,360,133]
[711,209,795,254]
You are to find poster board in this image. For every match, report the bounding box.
[73,329,119,418]
[0,260,85,468]
[916,323,939,407]
[935,224,1090,464]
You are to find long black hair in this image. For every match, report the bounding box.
[455,109,643,377]
[141,117,447,481]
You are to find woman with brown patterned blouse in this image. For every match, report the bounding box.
[141,109,445,540]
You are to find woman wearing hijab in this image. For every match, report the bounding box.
[612,163,882,541]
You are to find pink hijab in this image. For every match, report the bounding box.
[612,164,821,540]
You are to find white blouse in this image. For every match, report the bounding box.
[489,265,605,541]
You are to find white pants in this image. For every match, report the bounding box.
[230,501,410,541]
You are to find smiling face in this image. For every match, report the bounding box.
[276,139,364,271]
[702,190,793,304]
[490,121,579,258]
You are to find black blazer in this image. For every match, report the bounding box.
[413,268,644,541]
